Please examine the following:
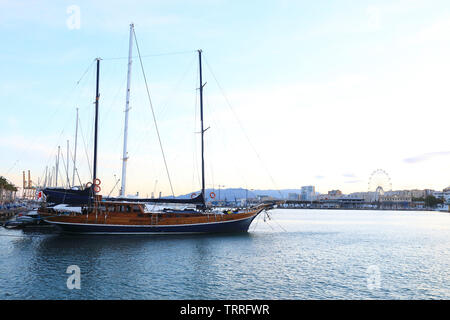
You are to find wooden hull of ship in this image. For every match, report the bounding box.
[44,209,264,234]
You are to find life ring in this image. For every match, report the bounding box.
[94,185,101,193]
[190,193,197,199]
[93,178,101,186]
[86,182,93,188]
[210,192,216,199]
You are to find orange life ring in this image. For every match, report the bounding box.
[94,178,101,186]
[94,185,101,193]
[210,192,216,199]
[190,193,197,199]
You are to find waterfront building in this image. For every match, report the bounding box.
[288,193,299,200]
[300,186,316,201]
[349,192,374,202]
[379,194,412,203]
[410,189,426,198]
[433,189,450,203]
[256,195,273,201]
[328,190,342,196]
[317,190,343,201]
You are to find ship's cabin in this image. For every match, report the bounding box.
[96,201,145,215]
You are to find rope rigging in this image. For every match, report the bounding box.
[132,28,175,198]
[102,50,195,61]
[203,56,283,199]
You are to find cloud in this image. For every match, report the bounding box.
[345,180,363,184]
[403,151,450,164]
[367,6,381,31]
[408,16,450,45]
[342,173,357,178]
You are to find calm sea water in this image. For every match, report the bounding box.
[1,209,450,300]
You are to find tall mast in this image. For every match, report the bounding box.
[44,166,48,188]
[66,140,70,187]
[120,23,134,197]
[72,107,78,186]
[93,58,100,182]
[198,50,206,205]
[55,146,60,187]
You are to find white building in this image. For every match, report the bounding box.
[301,186,316,201]
[288,193,299,200]
[433,189,450,203]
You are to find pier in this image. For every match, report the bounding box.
[262,199,442,211]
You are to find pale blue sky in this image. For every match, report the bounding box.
[1,0,450,196]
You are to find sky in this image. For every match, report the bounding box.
[1,0,450,197]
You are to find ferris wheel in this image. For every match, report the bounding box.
[368,169,392,196]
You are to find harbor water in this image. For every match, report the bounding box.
[1,209,450,299]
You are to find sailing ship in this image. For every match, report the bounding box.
[44,25,273,234]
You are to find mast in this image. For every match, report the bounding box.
[55,146,60,187]
[72,107,78,186]
[44,166,48,188]
[66,140,70,187]
[120,23,134,197]
[198,50,206,205]
[93,58,100,183]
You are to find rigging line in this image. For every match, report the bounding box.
[102,50,196,61]
[98,75,127,129]
[77,118,93,179]
[5,160,19,175]
[76,59,96,85]
[129,54,196,159]
[68,148,83,187]
[264,213,277,232]
[154,55,197,123]
[268,211,287,232]
[58,152,69,188]
[133,28,175,198]
[7,61,95,183]
[40,127,67,182]
[108,176,121,197]
[251,211,262,232]
[203,57,282,198]
[203,92,249,189]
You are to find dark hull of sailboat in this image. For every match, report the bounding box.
[42,187,92,206]
[45,213,259,234]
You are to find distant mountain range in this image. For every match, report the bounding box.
[177,188,303,201]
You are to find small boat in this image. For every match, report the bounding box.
[44,26,273,234]
[1,209,50,229]
[2,220,28,229]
